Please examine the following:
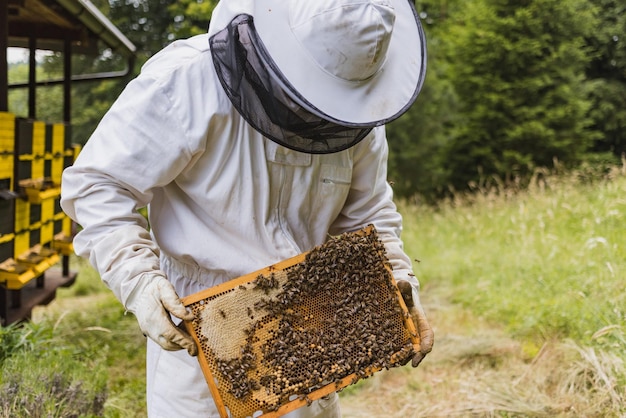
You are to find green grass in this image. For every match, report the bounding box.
[2,166,625,417]
[0,347,107,417]
[400,168,626,355]
[0,258,146,418]
[0,306,109,417]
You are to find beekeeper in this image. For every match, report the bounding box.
[61,0,433,416]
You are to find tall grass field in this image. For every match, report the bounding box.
[1,166,625,417]
[406,169,625,349]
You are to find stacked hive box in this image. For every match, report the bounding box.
[0,113,16,265]
[0,112,79,324]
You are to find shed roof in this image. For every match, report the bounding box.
[7,0,136,57]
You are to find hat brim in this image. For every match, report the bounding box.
[209,0,426,126]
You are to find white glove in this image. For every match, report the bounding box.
[397,280,434,367]
[126,274,198,356]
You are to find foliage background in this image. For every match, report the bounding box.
[7,0,626,200]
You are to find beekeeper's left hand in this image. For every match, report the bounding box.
[397,280,434,367]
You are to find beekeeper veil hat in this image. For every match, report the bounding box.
[208,0,426,154]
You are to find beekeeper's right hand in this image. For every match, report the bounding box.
[81,225,197,355]
[125,274,198,356]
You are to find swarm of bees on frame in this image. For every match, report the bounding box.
[187,227,415,416]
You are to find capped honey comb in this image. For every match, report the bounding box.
[182,225,420,418]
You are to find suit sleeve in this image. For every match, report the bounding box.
[329,127,419,288]
[61,70,196,306]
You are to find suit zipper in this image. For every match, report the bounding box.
[277,165,301,253]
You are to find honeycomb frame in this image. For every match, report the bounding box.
[182,226,420,418]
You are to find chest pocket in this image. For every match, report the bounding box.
[265,140,311,166]
[319,164,352,195]
[264,139,354,247]
[309,159,353,230]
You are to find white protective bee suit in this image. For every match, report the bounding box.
[61,0,433,416]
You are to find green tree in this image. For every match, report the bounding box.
[63,0,182,143]
[65,0,218,145]
[168,0,218,40]
[442,0,598,191]
[7,59,64,123]
[108,0,180,62]
[386,0,463,201]
[586,0,626,158]
[7,62,29,117]
[387,34,460,201]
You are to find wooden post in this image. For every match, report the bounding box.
[0,0,8,112]
[28,35,36,119]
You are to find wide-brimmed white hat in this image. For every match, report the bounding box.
[208,0,426,126]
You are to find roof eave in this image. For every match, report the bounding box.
[54,0,136,57]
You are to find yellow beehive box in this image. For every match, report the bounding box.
[51,123,65,155]
[0,112,15,153]
[52,211,72,233]
[0,112,16,190]
[71,143,81,161]
[57,215,72,236]
[14,199,30,232]
[0,154,13,188]
[13,231,30,259]
[41,199,55,223]
[40,221,54,246]
[1,245,61,289]
[15,119,46,184]
[50,155,64,185]
[0,259,36,290]
[32,120,46,157]
[31,156,45,180]
[62,216,72,236]
[18,178,61,204]
[0,233,14,264]
[0,135,14,153]
[0,199,14,238]
[52,232,74,256]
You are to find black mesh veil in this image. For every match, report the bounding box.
[209,14,373,154]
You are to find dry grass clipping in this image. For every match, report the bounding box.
[340,292,625,417]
